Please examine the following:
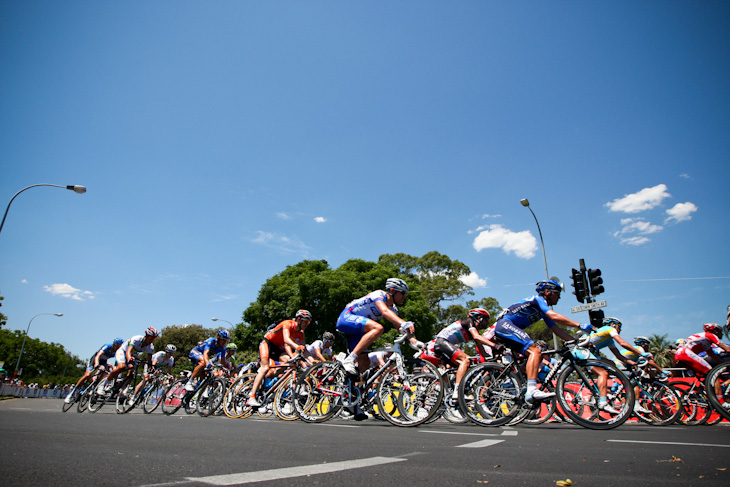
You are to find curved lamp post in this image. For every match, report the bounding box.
[211,318,233,326]
[521,198,549,281]
[14,313,63,376]
[1,184,87,235]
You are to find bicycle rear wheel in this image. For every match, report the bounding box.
[555,360,634,430]
[61,391,78,412]
[635,381,683,426]
[116,381,139,414]
[705,362,730,422]
[273,376,299,421]
[223,374,254,419]
[389,371,443,426]
[294,361,345,423]
[143,378,166,414]
[458,362,523,427]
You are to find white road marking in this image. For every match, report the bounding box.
[420,429,517,437]
[608,439,730,448]
[141,456,407,486]
[456,439,505,448]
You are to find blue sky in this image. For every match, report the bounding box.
[1,2,728,361]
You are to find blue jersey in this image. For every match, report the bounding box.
[342,290,397,321]
[95,343,116,359]
[192,337,227,357]
[498,295,557,329]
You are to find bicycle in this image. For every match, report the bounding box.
[459,334,635,429]
[161,364,227,417]
[140,370,174,414]
[224,352,309,420]
[65,367,108,413]
[293,332,444,427]
[705,360,730,422]
[87,361,143,413]
[624,361,683,426]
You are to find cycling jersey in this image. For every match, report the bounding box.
[436,320,476,345]
[368,351,389,368]
[494,295,555,355]
[336,290,398,351]
[115,335,154,364]
[86,343,115,370]
[189,337,228,362]
[151,351,174,368]
[675,332,723,374]
[265,320,305,349]
[589,325,619,351]
[305,339,332,359]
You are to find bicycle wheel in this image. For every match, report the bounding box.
[142,378,166,414]
[555,360,634,430]
[76,387,92,413]
[673,380,712,425]
[115,381,139,414]
[62,390,78,412]
[389,371,443,426]
[162,379,188,415]
[458,362,523,427]
[273,376,299,421]
[197,378,226,417]
[223,374,254,419]
[294,361,345,423]
[520,382,557,426]
[635,381,683,426]
[705,362,730,422]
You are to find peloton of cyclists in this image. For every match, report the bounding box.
[305,332,335,363]
[131,343,176,400]
[186,329,232,391]
[675,323,730,407]
[246,310,312,408]
[493,280,593,405]
[65,337,124,403]
[100,327,160,395]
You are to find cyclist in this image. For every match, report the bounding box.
[246,310,312,407]
[211,343,238,377]
[337,278,423,377]
[185,329,231,391]
[65,337,123,403]
[305,332,334,363]
[101,327,159,394]
[132,344,176,399]
[675,323,730,405]
[432,308,498,406]
[494,280,593,405]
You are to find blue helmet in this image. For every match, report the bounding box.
[217,329,231,340]
[113,337,124,346]
[536,280,563,294]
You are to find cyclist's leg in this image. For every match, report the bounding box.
[494,320,551,402]
[247,341,271,406]
[337,313,379,374]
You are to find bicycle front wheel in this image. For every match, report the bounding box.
[142,379,166,414]
[635,380,683,426]
[294,361,345,423]
[162,379,188,415]
[705,362,730,422]
[458,362,523,427]
[273,376,299,421]
[555,360,634,430]
[383,371,443,427]
[197,378,226,417]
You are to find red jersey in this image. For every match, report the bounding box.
[265,320,305,349]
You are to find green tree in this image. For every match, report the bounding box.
[234,257,441,354]
[0,292,7,329]
[647,333,673,368]
[0,329,84,384]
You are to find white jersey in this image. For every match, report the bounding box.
[306,340,332,359]
[436,320,476,345]
[368,351,390,368]
[343,290,397,321]
[151,351,174,368]
[116,335,154,363]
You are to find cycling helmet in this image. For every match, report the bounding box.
[145,326,160,337]
[113,337,124,346]
[322,332,335,343]
[468,308,491,326]
[703,323,723,336]
[217,329,231,340]
[603,317,623,332]
[227,343,238,351]
[536,280,563,295]
[165,344,177,353]
[634,336,650,348]
[385,278,409,294]
[535,340,548,352]
[295,309,312,321]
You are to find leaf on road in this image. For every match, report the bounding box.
[657,456,682,463]
[717,468,727,471]
[556,479,573,486]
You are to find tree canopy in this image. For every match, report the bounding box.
[159,324,221,374]
[0,329,84,384]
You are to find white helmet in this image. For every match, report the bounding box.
[385,278,409,294]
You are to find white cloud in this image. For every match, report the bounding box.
[481,214,502,219]
[460,272,487,288]
[620,236,650,246]
[618,218,663,235]
[665,202,698,223]
[314,217,327,223]
[44,283,95,301]
[21,279,28,284]
[276,212,291,220]
[472,224,537,259]
[605,184,671,213]
[251,231,310,255]
[679,173,691,179]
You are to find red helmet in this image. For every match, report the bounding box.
[703,323,722,336]
[468,308,491,327]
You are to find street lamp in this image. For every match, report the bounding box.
[0,184,87,235]
[521,198,549,281]
[211,318,233,326]
[14,313,63,377]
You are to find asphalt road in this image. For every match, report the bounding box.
[1,398,729,487]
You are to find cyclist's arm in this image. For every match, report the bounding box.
[314,348,327,362]
[608,346,635,365]
[93,350,103,368]
[544,310,582,329]
[613,335,643,356]
[550,325,576,342]
[468,328,496,348]
[375,300,407,330]
[281,327,302,356]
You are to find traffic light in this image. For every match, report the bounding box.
[570,268,587,303]
[588,309,605,328]
[587,268,604,296]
